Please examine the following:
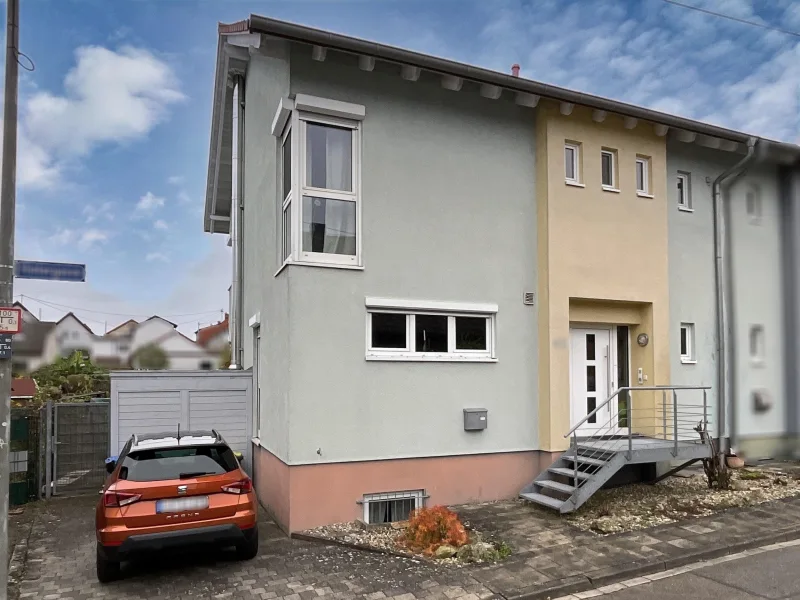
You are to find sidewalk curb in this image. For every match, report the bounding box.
[506,526,800,600]
[7,517,33,600]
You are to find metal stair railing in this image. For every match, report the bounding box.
[562,385,712,492]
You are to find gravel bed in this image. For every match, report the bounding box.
[567,466,800,534]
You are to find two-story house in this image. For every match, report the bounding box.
[204,16,800,532]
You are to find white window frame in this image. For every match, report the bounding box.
[280,124,292,264]
[365,300,497,362]
[361,490,424,524]
[295,112,361,267]
[565,142,582,186]
[253,325,261,439]
[680,322,695,364]
[636,156,652,197]
[601,148,618,191]
[749,324,765,366]
[677,171,692,211]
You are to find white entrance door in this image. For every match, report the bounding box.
[569,327,615,436]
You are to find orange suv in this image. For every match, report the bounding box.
[96,430,258,582]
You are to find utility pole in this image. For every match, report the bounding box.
[0,0,20,595]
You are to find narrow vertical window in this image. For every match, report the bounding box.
[601,149,616,189]
[565,142,580,184]
[281,128,292,261]
[680,323,695,363]
[677,171,691,210]
[636,156,650,195]
[746,185,762,223]
[749,325,764,364]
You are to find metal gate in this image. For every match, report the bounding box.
[10,409,40,506]
[52,401,110,495]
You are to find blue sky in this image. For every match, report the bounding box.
[10,0,800,334]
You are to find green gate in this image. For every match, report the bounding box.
[10,410,40,506]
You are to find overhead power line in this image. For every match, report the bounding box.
[659,0,800,38]
[15,294,223,320]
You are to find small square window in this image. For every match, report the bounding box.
[749,325,764,364]
[601,149,617,189]
[455,316,487,350]
[677,172,692,210]
[306,123,353,192]
[370,313,407,350]
[680,323,695,363]
[565,142,581,184]
[636,157,651,195]
[415,315,448,352]
[302,196,357,256]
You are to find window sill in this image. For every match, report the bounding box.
[565,180,585,188]
[637,192,655,199]
[602,186,620,193]
[678,205,694,213]
[680,358,697,365]
[366,354,497,363]
[275,259,364,277]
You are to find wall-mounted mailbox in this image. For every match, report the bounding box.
[464,408,488,431]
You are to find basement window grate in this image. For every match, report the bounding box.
[361,490,425,524]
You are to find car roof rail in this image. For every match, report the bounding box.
[212,429,222,442]
[131,433,138,447]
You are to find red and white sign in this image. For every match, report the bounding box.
[0,307,22,334]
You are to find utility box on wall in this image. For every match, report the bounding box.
[463,408,487,431]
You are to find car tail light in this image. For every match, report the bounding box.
[222,478,252,495]
[103,490,142,508]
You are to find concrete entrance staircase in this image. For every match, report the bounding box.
[520,386,714,514]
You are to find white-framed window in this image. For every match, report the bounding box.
[636,156,651,196]
[680,323,695,363]
[601,148,617,190]
[746,185,762,223]
[361,490,424,524]
[280,126,292,262]
[749,325,764,365]
[677,171,692,210]
[253,325,261,438]
[565,142,582,185]
[273,95,364,270]
[365,299,497,362]
[298,115,360,265]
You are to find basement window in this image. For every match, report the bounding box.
[680,323,695,363]
[362,490,424,524]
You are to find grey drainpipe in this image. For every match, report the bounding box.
[713,137,757,454]
[228,74,245,369]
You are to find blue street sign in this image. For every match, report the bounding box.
[13,260,86,282]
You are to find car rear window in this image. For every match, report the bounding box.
[119,445,239,482]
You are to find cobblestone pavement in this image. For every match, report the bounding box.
[15,494,800,600]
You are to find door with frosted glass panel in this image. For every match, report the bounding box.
[569,328,613,436]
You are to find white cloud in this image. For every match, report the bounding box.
[51,227,109,250]
[474,0,800,142]
[12,45,183,189]
[167,175,184,185]
[153,219,168,230]
[136,191,164,213]
[83,201,115,223]
[145,251,169,262]
[177,190,192,204]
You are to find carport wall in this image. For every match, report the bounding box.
[241,42,545,532]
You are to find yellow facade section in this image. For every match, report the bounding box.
[536,102,670,451]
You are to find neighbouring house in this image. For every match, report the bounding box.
[10,377,37,403]
[196,314,230,354]
[41,312,96,364]
[204,16,800,531]
[125,316,220,370]
[10,302,54,374]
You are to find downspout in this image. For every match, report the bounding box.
[228,74,246,369]
[713,136,757,455]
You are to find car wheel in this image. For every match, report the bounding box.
[96,544,121,583]
[236,526,259,560]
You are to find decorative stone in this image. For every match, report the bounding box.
[727,455,745,469]
[434,544,458,559]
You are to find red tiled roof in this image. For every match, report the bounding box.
[10,378,36,399]
[196,314,229,348]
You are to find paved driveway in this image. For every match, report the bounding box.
[16,496,494,600]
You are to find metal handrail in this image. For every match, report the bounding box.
[564,385,712,438]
